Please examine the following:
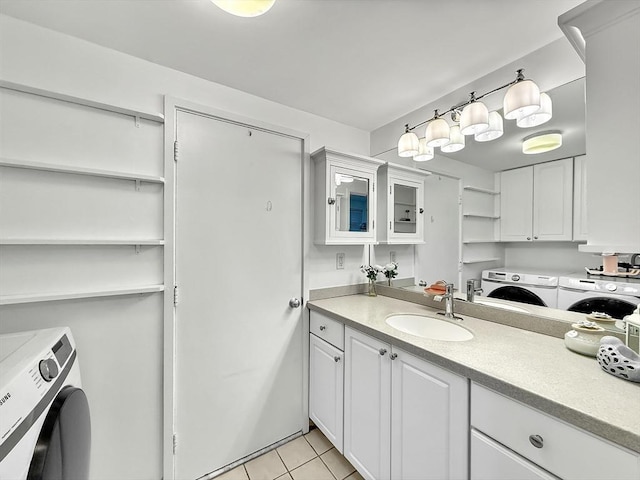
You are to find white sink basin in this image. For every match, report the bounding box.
[385,314,473,341]
[473,298,530,313]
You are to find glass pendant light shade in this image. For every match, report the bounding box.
[522,132,562,154]
[503,79,541,120]
[460,101,489,135]
[517,92,552,128]
[211,0,275,17]
[475,111,504,142]
[425,117,450,147]
[398,128,420,157]
[440,125,465,152]
[413,138,434,161]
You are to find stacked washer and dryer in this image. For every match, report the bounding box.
[0,327,91,480]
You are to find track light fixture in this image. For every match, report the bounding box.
[397,69,552,161]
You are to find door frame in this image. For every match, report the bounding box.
[162,97,310,480]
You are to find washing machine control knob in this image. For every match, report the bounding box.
[606,283,617,292]
[511,274,521,282]
[39,358,59,382]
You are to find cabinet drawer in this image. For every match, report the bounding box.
[471,383,640,480]
[310,311,344,350]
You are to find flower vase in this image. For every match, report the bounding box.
[387,278,392,287]
[368,279,377,297]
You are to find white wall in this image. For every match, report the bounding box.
[0,14,371,480]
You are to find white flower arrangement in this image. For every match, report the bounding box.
[382,262,398,280]
[360,264,382,281]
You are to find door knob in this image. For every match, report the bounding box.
[288,298,301,308]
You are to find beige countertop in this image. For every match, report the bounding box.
[307,293,640,454]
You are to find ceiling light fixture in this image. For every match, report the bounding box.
[211,0,275,17]
[413,138,435,161]
[399,69,551,161]
[522,131,562,154]
[440,125,465,153]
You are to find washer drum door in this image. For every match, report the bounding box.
[486,285,547,307]
[567,297,637,319]
[28,386,91,480]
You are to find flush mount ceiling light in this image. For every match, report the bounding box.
[517,92,552,128]
[397,124,420,157]
[413,138,435,161]
[211,0,275,17]
[397,69,550,160]
[522,131,562,154]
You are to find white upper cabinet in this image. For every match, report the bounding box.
[500,158,573,242]
[573,155,588,241]
[377,163,429,244]
[312,148,384,245]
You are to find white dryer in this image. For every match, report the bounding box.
[481,268,562,308]
[0,327,91,480]
[558,273,640,319]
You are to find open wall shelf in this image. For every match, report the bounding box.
[0,285,165,306]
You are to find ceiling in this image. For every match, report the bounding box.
[0,0,585,133]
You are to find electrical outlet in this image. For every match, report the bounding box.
[390,251,396,263]
[336,253,345,270]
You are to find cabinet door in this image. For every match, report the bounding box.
[471,429,559,480]
[309,334,344,453]
[500,167,533,241]
[573,155,588,241]
[388,176,425,244]
[391,348,469,480]
[344,327,391,480]
[533,158,573,241]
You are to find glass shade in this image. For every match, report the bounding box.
[460,101,489,135]
[425,118,450,147]
[503,79,541,120]
[522,132,562,154]
[517,92,552,128]
[398,130,420,157]
[475,111,504,142]
[441,125,465,152]
[211,0,275,17]
[413,138,434,161]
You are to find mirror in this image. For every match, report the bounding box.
[393,184,417,234]
[334,174,369,232]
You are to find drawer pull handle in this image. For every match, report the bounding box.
[334,356,341,363]
[319,325,326,331]
[529,435,544,449]
[379,348,387,356]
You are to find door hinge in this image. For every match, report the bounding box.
[458,195,462,205]
[173,285,179,306]
[389,185,392,195]
[173,433,177,454]
[174,141,179,162]
[372,182,375,193]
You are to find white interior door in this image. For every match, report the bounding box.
[416,174,460,286]
[173,109,304,479]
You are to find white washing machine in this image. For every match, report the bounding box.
[481,268,562,308]
[558,273,640,319]
[0,327,91,480]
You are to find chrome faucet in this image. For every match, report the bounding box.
[466,279,483,302]
[435,283,463,321]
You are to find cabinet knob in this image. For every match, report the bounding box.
[529,434,544,449]
[334,356,341,363]
[319,325,326,331]
[527,237,531,241]
[389,353,398,360]
[534,236,539,240]
[419,208,424,214]
[327,197,336,205]
[379,348,387,356]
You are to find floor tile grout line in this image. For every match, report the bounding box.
[316,452,339,480]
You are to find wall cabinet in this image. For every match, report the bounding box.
[376,163,429,244]
[312,147,384,245]
[572,155,588,241]
[309,311,345,453]
[471,383,640,480]
[344,326,469,480]
[500,158,573,242]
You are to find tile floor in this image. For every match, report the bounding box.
[217,428,363,480]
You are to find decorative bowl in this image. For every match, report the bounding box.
[596,336,640,382]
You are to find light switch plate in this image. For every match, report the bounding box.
[390,251,396,263]
[336,253,345,270]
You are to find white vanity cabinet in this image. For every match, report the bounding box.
[312,147,385,245]
[572,155,588,241]
[471,383,640,480]
[376,163,429,244]
[309,311,345,453]
[344,326,469,480]
[500,158,573,242]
